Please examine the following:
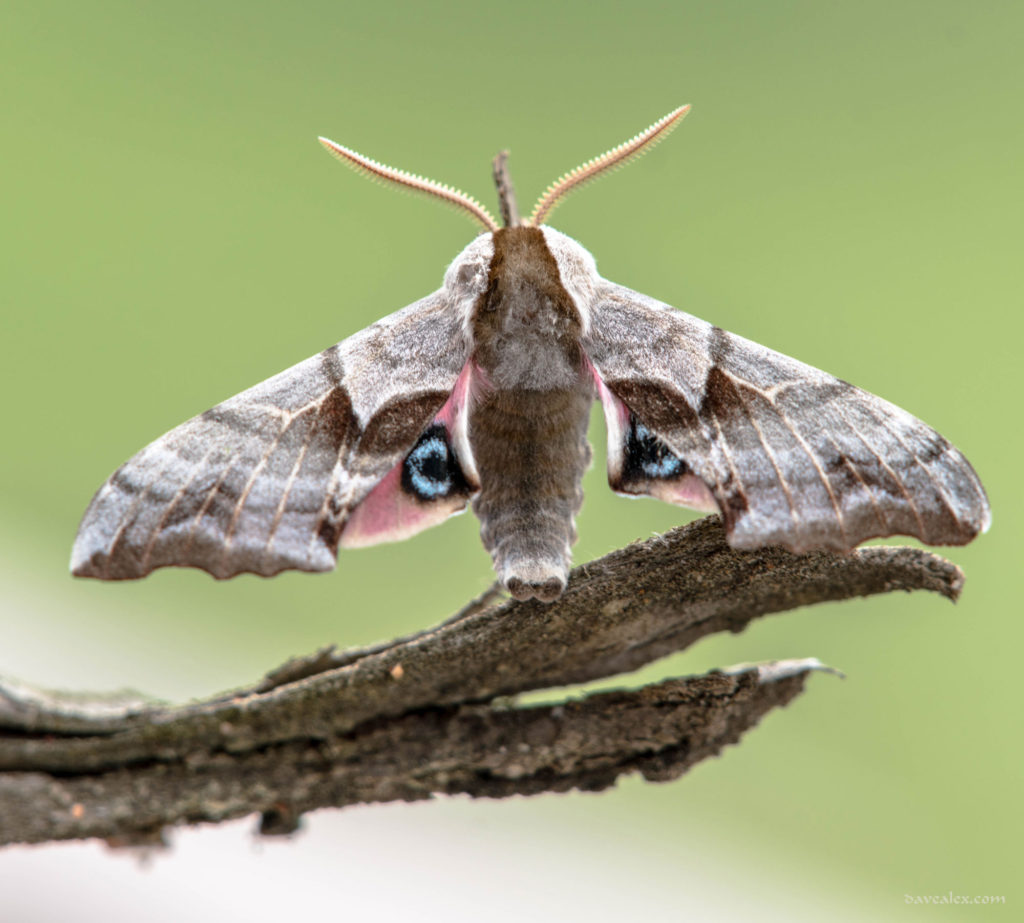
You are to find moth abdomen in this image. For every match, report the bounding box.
[470,386,592,601]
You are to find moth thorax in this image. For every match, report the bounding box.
[471,227,584,391]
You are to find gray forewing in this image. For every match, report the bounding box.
[584,280,990,553]
[71,289,470,579]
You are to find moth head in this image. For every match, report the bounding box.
[317,104,691,233]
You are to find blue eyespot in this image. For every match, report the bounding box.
[401,424,471,502]
[641,453,682,478]
[626,418,684,481]
[407,436,452,498]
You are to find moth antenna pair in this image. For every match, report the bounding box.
[318,104,691,231]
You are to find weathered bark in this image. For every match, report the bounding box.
[0,516,963,847]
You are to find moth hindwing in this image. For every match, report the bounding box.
[72,106,990,601]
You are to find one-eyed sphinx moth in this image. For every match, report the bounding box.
[71,106,990,601]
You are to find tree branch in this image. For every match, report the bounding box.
[0,517,963,847]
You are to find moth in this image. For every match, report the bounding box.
[71,106,990,601]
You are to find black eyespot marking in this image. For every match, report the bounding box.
[623,416,688,483]
[401,424,471,502]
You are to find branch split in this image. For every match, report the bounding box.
[0,517,963,847]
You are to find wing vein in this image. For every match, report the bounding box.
[833,404,927,536]
[220,418,290,558]
[181,449,242,560]
[265,438,313,555]
[772,398,849,544]
[708,412,749,513]
[821,429,889,534]
[862,404,963,528]
[728,376,799,528]
[104,453,181,577]
[140,443,220,571]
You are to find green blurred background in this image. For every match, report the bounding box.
[2,0,1020,918]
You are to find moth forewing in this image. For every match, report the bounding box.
[70,288,476,580]
[583,280,990,553]
[72,106,990,602]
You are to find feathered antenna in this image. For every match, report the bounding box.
[318,137,500,232]
[527,105,691,227]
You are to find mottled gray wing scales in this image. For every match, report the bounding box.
[585,280,990,553]
[72,290,467,579]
